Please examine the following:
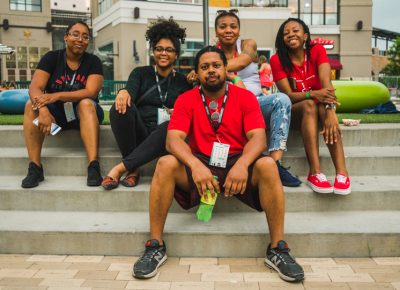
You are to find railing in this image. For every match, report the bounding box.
[100,80,127,102]
[380,76,400,98]
[14,80,127,102]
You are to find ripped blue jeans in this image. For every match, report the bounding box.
[257,93,292,152]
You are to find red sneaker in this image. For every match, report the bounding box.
[333,174,351,195]
[307,173,333,193]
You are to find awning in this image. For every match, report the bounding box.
[329,58,343,70]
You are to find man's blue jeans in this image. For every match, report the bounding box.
[257,93,292,152]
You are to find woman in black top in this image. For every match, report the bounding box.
[22,21,104,188]
[102,17,191,189]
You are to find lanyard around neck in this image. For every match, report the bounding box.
[154,65,174,104]
[199,84,228,132]
[64,51,82,87]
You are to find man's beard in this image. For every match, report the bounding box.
[202,76,225,92]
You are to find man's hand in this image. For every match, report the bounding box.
[320,109,342,144]
[191,161,220,200]
[224,160,248,197]
[311,88,339,105]
[37,109,55,135]
[33,93,59,109]
[115,89,131,114]
[186,70,198,84]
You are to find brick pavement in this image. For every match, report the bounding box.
[0,255,399,289]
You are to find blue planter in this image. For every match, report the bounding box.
[0,89,29,114]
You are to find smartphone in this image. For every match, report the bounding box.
[32,118,62,136]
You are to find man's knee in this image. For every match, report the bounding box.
[254,156,277,176]
[155,155,181,174]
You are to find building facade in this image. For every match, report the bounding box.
[0,0,52,82]
[91,0,373,80]
[0,0,91,82]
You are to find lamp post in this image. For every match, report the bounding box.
[203,0,209,46]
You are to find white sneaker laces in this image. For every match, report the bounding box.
[336,174,347,184]
[315,173,328,182]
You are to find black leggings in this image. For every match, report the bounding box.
[109,104,168,172]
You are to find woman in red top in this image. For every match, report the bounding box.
[270,18,351,195]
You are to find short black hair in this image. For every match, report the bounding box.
[214,10,240,29]
[275,18,313,72]
[65,21,90,35]
[194,46,227,73]
[145,17,186,56]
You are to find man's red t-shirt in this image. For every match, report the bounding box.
[270,44,329,92]
[168,84,266,157]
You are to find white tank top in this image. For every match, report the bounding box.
[236,39,262,96]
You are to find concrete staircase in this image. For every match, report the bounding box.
[0,124,399,257]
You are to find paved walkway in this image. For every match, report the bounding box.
[0,255,399,289]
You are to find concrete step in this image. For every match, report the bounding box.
[0,210,399,257]
[1,124,400,148]
[2,175,400,213]
[1,146,399,176]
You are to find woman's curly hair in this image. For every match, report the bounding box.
[145,17,186,56]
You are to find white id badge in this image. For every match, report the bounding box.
[157,108,170,125]
[209,142,230,168]
[63,102,76,122]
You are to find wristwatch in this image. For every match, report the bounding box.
[325,103,336,111]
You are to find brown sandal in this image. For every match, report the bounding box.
[120,173,140,187]
[101,176,119,190]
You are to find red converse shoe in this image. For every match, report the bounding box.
[307,173,333,193]
[333,174,351,195]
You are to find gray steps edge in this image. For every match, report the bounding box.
[1,124,400,148]
[1,176,400,213]
[1,146,399,176]
[0,210,399,257]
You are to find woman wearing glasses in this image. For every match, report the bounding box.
[270,18,350,195]
[22,21,104,188]
[102,17,191,189]
[194,9,300,187]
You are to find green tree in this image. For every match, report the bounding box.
[382,37,400,75]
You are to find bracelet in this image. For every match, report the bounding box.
[232,76,241,84]
[305,91,311,99]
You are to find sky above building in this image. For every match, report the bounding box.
[372,0,400,33]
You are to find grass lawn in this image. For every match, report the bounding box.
[1,111,400,125]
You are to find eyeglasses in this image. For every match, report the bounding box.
[154,46,176,54]
[216,9,239,15]
[67,31,90,42]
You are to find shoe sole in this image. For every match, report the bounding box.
[306,181,333,194]
[264,258,304,282]
[334,187,351,195]
[132,254,167,279]
[87,179,103,187]
[21,176,44,188]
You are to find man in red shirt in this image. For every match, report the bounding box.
[132,46,304,283]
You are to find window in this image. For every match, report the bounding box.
[17,47,27,69]
[231,0,288,7]
[10,0,42,12]
[29,47,39,69]
[6,47,16,69]
[19,69,27,81]
[289,0,338,25]
[98,0,112,14]
[7,70,16,82]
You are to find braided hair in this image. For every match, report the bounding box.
[275,18,313,72]
[145,17,186,56]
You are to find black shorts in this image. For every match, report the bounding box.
[47,99,104,130]
[174,152,263,212]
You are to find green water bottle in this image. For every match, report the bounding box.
[196,176,219,222]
